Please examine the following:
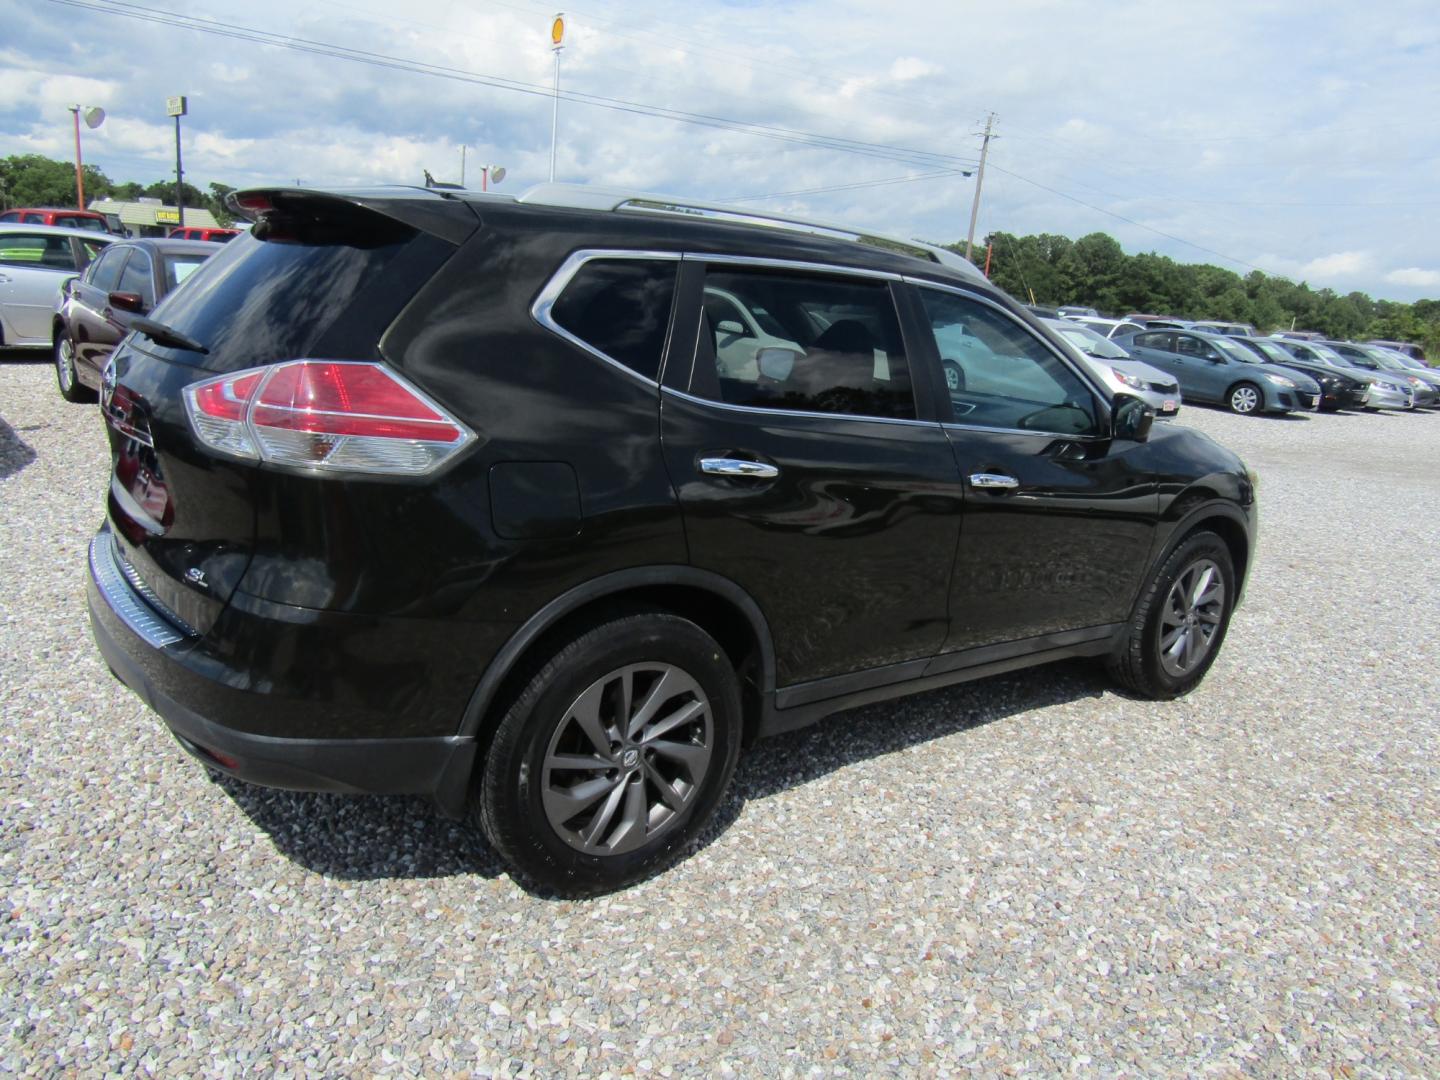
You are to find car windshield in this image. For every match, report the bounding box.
[1361,348,1408,371]
[1248,340,1295,363]
[1213,337,1259,364]
[1054,326,1126,359]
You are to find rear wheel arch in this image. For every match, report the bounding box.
[457,568,776,755]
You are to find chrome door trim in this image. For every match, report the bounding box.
[699,457,780,479]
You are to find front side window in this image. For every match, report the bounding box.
[688,267,915,420]
[548,258,678,381]
[1133,331,1174,350]
[922,289,1098,435]
[1176,335,1218,359]
[85,246,128,292]
[116,251,155,307]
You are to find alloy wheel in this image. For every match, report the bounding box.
[1157,558,1225,677]
[55,337,77,393]
[541,663,714,856]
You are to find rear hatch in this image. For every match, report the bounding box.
[100,188,477,636]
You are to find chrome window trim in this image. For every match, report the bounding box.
[530,248,683,388]
[662,386,937,429]
[687,252,901,281]
[89,531,189,648]
[941,420,1106,442]
[906,277,1114,432]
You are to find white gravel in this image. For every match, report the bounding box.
[3,356,1439,1077]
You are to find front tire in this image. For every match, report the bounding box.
[54,334,95,403]
[1107,531,1236,700]
[475,612,742,896]
[1227,382,1261,414]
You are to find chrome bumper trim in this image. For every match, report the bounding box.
[89,531,188,648]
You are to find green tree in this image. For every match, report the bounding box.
[0,154,112,209]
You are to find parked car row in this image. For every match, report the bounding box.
[1019,304,1434,418]
[1,222,228,364]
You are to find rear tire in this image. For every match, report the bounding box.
[474,612,742,896]
[1107,531,1236,700]
[54,334,95,404]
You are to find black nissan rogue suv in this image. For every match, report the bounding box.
[88,185,1256,895]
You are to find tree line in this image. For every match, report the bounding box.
[959,230,1438,356]
[0,154,235,225]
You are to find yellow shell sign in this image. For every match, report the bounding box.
[550,14,565,47]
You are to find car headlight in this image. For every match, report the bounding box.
[1378,381,1398,392]
[1264,373,1296,388]
[1110,367,1147,391]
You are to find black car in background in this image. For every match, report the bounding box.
[1232,335,1368,411]
[87,185,1256,894]
[52,237,220,402]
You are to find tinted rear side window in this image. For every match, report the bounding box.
[548,258,678,381]
[135,223,455,372]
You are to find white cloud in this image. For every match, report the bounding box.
[1385,267,1440,288]
[4,0,1440,299]
[1301,251,1374,278]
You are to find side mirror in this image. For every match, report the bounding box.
[1112,393,1154,442]
[715,319,745,337]
[108,291,146,314]
[756,346,801,381]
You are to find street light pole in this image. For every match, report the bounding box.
[68,105,105,210]
[549,13,565,183]
[964,112,996,264]
[71,107,85,210]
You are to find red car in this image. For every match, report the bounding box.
[167,226,241,242]
[0,207,116,233]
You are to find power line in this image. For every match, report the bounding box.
[986,163,1279,275]
[44,0,979,173]
[729,168,970,203]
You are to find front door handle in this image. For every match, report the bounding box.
[969,472,1019,490]
[699,457,780,480]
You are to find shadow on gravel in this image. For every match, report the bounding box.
[698,659,1109,851]
[215,778,511,883]
[216,659,1108,894]
[0,414,38,480]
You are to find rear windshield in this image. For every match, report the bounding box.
[137,223,454,371]
[164,254,209,292]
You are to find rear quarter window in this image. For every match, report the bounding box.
[546,258,679,381]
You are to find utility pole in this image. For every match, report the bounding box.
[964,112,996,264]
[460,145,467,187]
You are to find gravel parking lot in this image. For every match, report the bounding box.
[3,355,1438,1077]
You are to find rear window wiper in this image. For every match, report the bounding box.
[131,316,209,355]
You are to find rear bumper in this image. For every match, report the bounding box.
[87,528,477,813]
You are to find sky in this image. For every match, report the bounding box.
[3,0,1439,302]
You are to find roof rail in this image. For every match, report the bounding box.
[513,183,986,280]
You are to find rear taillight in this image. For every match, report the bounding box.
[183,361,473,477]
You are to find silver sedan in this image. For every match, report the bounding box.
[0,223,113,348]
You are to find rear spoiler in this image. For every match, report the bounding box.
[225,186,479,247]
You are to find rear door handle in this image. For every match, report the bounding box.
[699,457,780,480]
[969,472,1019,490]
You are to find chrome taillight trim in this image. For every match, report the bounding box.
[89,531,190,648]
